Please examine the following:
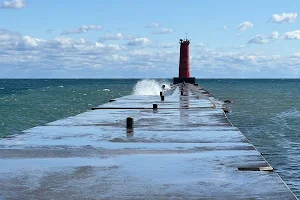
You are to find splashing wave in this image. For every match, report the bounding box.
[133,79,170,95]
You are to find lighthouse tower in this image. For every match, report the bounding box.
[173,37,195,84]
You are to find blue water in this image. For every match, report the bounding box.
[1,79,299,197]
[0,79,135,136]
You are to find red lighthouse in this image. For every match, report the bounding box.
[179,38,190,78]
[173,37,195,84]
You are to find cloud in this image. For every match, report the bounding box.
[153,28,173,34]
[293,52,300,57]
[270,31,279,39]
[0,29,46,50]
[233,45,245,49]
[191,48,300,77]
[0,29,21,46]
[0,29,130,78]
[247,31,279,44]
[127,37,151,46]
[1,28,300,78]
[269,12,297,23]
[237,21,253,31]
[247,35,269,44]
[150,43,177,49]
[47,37,86,49]
[282,30,300,40]
[160,43,176,48]
[196,42,206,47]
[61,25,103,35]
[99,33,135,41]
[1,0,26,9]
[22,36,45,48]
[145,22,160,28]
[104,54,128,62]
[222,25,227,31]
[0,29,123,52]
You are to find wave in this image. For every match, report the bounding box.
[132,79,171,96]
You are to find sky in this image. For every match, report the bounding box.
[1,0,300,78]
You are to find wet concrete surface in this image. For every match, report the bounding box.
[0,83,297,199]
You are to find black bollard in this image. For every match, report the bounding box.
[126,117,134,130]
[153,104,158,113]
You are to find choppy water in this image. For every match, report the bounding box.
[1,78,299,197]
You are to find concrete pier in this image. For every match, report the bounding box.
[0,83,297,199]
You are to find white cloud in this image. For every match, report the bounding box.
[129,50,152,57]
[293,52,300,57]
[61,25,103,35]
[247,31,279,45]
[237,21,253,31]
[196,42,206,47]
[1,29,300,78]
[269,12,297,23]
[1,0,26,9]
[48,37,86,48]
[105,44,122,51]
[233,45,245,49]
[145,22,160,28]
[282,30,300,40]
[222,25,227,31]
[153,28,173,34]
[191,48,300,77]
[157,43,176,48]
[238,55,257,62]
[0,29,47,50]
[0,29,21,46]
[247,35,269,44]
[127,37,151,46]
[0,29,123,52]
[270,31,279,39]
[149,43,177,49]
[104,54,128,62]
[99,33,135,41]
[22,36,45,47]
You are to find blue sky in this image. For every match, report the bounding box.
[1,0,300,78]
